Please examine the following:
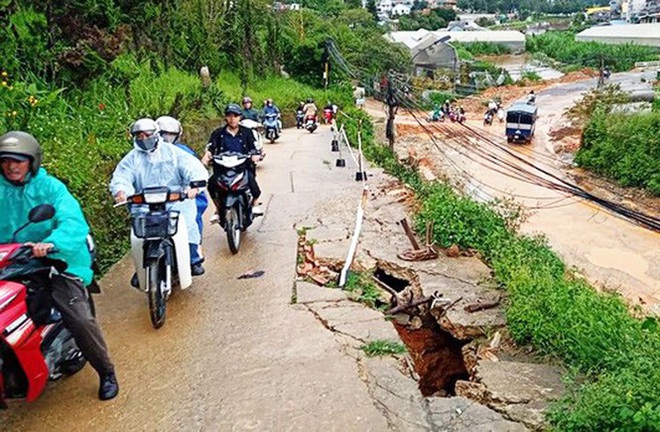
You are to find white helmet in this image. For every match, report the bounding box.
[156,116,182,143]
[130,118,160,152]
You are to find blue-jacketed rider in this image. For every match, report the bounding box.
[0,131,119,401]
[109,118,209,277]
[262,98,282,133]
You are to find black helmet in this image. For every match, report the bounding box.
[225,103,242,116]
[0,131,42,174]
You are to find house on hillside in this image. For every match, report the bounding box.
[446,20,486,31]
[576,22,660,46]
[391,3,412,15]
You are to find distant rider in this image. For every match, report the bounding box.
[302,98,318,120]
[110,118,209,277]
[262,98,282,133]
[241,97,260,122]
[0,131,119,401]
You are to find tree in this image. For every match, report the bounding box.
[366,0,378,20]
[412,0,428,11]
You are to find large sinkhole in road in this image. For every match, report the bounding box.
[374,267,469,397]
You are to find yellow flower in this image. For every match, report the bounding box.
[11,111,17,116]
[1,71,7,77]
[1,81,7,87]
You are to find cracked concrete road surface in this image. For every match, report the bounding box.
[1,126,391,430]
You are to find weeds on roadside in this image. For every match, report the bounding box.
[360,340,407,357]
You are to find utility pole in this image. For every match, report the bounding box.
[323,42,330,90]
[385,72,397,151]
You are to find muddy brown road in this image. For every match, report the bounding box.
[1,126,389,430]
[371,71,660,314]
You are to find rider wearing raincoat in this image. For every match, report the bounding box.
[0,131,118,401]
[109,118,209,275]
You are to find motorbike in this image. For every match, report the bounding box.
[0,204,92,408]
[428,109,445,122]
[449,111,466,124]
[239,119,265,161]
[212,152,261,254]
[115,182,205,329]
[262,113,280,144]
[483,110,494,126]
[295,110,304,129]
[323,108,333,125]
[305,114,318,133]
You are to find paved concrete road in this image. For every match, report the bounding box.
[1,126,389,431]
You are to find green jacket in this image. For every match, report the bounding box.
[0,168,93,285]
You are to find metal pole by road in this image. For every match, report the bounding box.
[385,73,397,150]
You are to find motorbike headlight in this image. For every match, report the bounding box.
[143,191,169,204]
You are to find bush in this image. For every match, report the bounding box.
[577,108,660,195]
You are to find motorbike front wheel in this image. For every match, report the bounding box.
[226,207,241,254]
[147,261,166,329]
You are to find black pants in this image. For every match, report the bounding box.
[208,167,261,202]
[51,274,114,376]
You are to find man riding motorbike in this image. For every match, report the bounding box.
[241,97,260,122]
[262,98,282,133]
[110,118,209,277]
[303,98,318,118]
[0,131,119,401]
[155,116,209,259]
[202,104,263,221]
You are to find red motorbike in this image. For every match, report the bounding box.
[322,108,333,125]
[0,204,92,409]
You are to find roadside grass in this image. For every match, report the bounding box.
[340,107,660,430]
[344,271,385,310]
[360,340,407,357]
[526,30,659,72]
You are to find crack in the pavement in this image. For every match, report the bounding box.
[356,357,399,431]
[302,304,368,344]
[421,397,441,432]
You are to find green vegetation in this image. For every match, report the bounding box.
[457,0,611,15]
[526,31,659,72]
[340,107,660,430]
[344,271,385,309]
[578,108,660,195]
[360,340,407,357]
[397,8,456,31]
[454,42,511,57]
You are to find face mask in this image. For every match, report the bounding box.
[161,133,178,143]
[134,134,159,152]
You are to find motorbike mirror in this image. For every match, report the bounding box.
[189,180,207,189]
[11,204,56,243]
[29,204,56,223]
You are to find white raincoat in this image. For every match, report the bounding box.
[109,140,209,245]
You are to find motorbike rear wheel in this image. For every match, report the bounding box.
[226,207,241,254]
[147,261,166,329]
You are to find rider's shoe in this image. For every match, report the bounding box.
[252,205,264,216]
[99,372,119,401]
[191,263,205,276]
[209,213,220,224]
[130,272,139,288]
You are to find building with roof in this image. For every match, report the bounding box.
[575,23,660,46]
[386,29,526,54]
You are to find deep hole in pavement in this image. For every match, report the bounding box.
[373,268,410,292]
[394,317,469,397]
